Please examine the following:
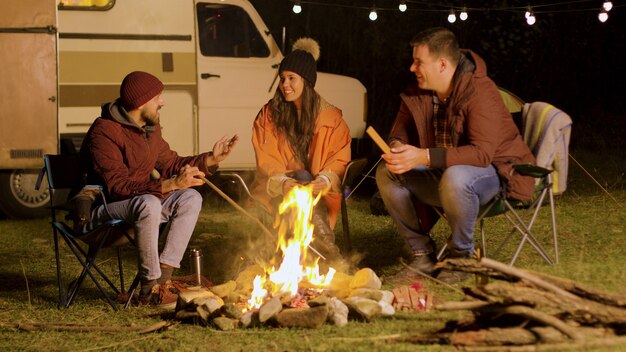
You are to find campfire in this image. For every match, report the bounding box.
[173,184,397,329]
[247,184,336,311]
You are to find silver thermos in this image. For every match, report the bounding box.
[189,248,202,286]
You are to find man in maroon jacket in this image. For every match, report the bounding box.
[377,28,535,284]
[80,71,239,306]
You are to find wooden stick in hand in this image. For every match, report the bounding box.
[366,126,391,154]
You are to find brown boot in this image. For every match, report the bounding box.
[311,211,342,263]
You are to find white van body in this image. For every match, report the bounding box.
[0,0,367,218]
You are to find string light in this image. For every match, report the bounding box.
[526,9,536,25]
[292,0,302,14]
[287,1,621,24]
[369,7,378,21]
[598,10,609,22]
[525,6,532,19]
[398,0,407,13]
[447,9,457,23]
[459,7,468,21]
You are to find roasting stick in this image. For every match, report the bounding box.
[199,176,327,261]
[366,126,391,154]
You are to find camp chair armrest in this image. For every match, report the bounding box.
[513,163,552,178]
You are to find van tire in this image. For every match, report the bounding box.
[0,169,50,219]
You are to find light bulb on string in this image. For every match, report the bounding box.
[526,12,536,25]
[598,10,609,22]
[448,9,457,23]
[399,0,407,12]
[460,7,468,21]
[525,6,532,19]
[602,1,613,12]
[292,0,302,14]
[369,8,378,21]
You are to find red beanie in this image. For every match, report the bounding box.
[119,71,164,110]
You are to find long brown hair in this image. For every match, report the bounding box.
[269,80,320,167]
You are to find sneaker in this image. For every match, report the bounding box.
[387,253,436,285]
[138,283,180,309]
[436,269,470,285]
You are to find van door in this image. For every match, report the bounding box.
[194,0,281,170]
[0,0,57,218]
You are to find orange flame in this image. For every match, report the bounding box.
[247,184,335,310]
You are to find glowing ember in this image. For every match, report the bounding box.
[247,184,336,310]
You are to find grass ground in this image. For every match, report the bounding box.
[0,149,624,351]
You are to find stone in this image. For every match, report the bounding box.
[240,311,260,328]
[308,295,330,307]
[349,268,382,290]
[328,297,349,327]
[224,292,242,304]
[220,303,244,320]
[258,296,283,323]
[209,280,237,298]
[330,271,353,291]
[349,288,383,301]
[193,296,224,315]
[176,288,216,309]
[380,290,395,305]
[378,300,396,317]
[175,310,199,321]
[212,317,238,331]
[275,305,329,329]
[344,296,382,321]
[235,265,265,293]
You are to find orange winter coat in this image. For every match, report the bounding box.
[251,101,351,228]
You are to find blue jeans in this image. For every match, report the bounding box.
[376,163,500,256]
[87,188,203,281]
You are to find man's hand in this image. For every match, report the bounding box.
[162,165,205,193]
[382,142,429,174]
[207,134,239,166]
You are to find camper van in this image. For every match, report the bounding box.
[0,0,367,218]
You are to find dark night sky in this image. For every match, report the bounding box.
[251,0,625,151]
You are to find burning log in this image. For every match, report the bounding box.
[423,257,626,348]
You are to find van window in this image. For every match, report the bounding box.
[196,3,270,58]
[57,0,114,10]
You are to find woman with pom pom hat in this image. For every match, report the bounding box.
[251,38,351,262]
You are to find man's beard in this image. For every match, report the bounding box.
[141,110,160,126]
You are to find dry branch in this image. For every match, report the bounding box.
[479,258,580,300]
[0,321,172,333]
[429,258,626,349]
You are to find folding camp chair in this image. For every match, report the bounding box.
[437,102,571,266]
[38,154,139,310]
[339,158,368,253]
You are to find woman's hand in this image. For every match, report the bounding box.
[310,176,330,196]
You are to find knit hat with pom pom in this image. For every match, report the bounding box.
[279,38,320,86]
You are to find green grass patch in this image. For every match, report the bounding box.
[0,150,624,351]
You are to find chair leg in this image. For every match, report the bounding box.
[504,210,553,265]
[479,218,487,258]
[340,196,351,253]
[118,247,125,293]
[52,228,66,308]
[548,184,559,264]
[124,273,141,309]
[59,231,121,311]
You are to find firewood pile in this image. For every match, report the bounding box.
[412,257,626,350]
[173,266,397,330]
